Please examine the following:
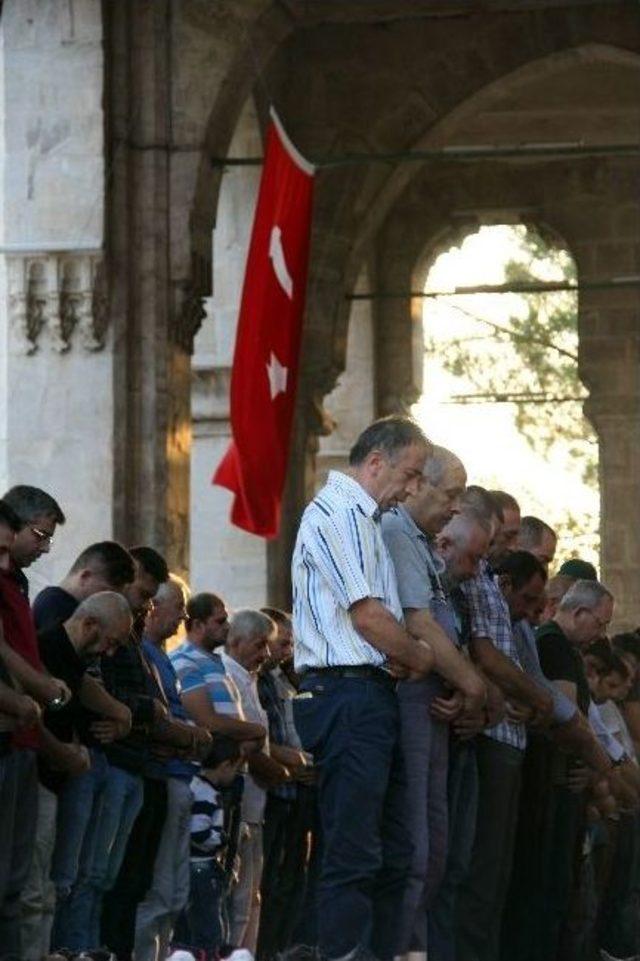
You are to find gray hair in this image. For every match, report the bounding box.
[155,573,191,606]
[422,446,464,486]
[228,609,276,643]
[558,579,613,613]
[442,510,491,545]
[518,515,556,548]
[349,416,429,466]
[70,591,132,628]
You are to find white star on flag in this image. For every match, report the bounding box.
[269,225,294,300]
[266,351,288,400]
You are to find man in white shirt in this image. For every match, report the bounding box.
[222,609,290,953]
[291,415,437,961]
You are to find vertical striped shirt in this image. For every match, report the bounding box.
[292,470,403,672]
[461,559,527,751]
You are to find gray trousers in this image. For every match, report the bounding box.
[0,750,39,955]
[134,777,192,961]
[397,678,450,954]
[455,736,524,961]
[19,784,58,961]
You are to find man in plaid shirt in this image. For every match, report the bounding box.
[455,490,552,961]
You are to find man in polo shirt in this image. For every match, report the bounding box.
[380,446,485,955]
[135,575,212,961]
[171,592,266,744]
[456,494,553,961]
[291,415,436,961]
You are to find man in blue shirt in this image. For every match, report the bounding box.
[135,575,212,961]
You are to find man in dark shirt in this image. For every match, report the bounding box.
[24,592,132,960]
[500,579,615,961]
[33,540,136,632]
[53,545,173,952]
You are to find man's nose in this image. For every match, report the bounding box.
[39,541,51,555]
[406,476,422,497]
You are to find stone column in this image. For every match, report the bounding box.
[0,1,109,589]
[580,286,640,629]
[316,268,376,487]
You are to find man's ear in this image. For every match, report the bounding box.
[497,573,512,596]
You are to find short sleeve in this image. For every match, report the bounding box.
[305,509,375,610]
[38,631,86,694]
[381,517,433,611]
[171,655,206,695]
[461,577,498,641]
[537,634,577,684]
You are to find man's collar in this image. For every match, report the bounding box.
[394,505,429,542]
[221,650,252,681]
[327,470,379,518]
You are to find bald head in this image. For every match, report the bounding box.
[437,511,490,584]
[406,445,467,535]
[66,590,132,660]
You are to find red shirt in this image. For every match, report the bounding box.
[0,564,43,750]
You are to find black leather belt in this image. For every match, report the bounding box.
[304,665,395,687]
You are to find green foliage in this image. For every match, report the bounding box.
[428,226,598,488]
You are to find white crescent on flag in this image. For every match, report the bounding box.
[269,225,294,300]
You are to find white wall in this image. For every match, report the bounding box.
[0,0,109,594]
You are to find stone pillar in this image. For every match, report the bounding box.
[189,99,267,607]
[0,0,108,590]
[316,268,376,487]
[580,286,640,629]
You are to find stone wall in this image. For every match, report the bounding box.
[0,0,108,593]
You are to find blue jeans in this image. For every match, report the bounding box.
[428,739,479,961]
[52,762,143,950]
[51,748,109,948]
[294,674,411,961]
[396,676,449,953]
[175,859,228,951]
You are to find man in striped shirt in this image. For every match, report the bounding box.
[455,491,553,961]
[292,416,436,961]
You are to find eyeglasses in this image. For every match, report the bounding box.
[30,526,54,545]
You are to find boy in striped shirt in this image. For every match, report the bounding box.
[173,737,243,958]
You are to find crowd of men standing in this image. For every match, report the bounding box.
[1,414,640,961]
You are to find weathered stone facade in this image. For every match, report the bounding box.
[1,0,639,623]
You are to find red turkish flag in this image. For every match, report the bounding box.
[213,109,315,537]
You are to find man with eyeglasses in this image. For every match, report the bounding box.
[0,486,79,956]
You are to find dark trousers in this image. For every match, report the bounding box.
[258,786,317,958]
[0,750,38,956]
[501,738,585,961]
[101,776,168,960]
[396,678,449,953]
[294,674,411,961]
[429,739,479,961]
[456,736,523,961]
[174,858,228,952]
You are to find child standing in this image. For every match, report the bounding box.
[174,737,242,957]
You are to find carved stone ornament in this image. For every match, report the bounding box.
[172,285,207,354]
[6,251,107,354]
